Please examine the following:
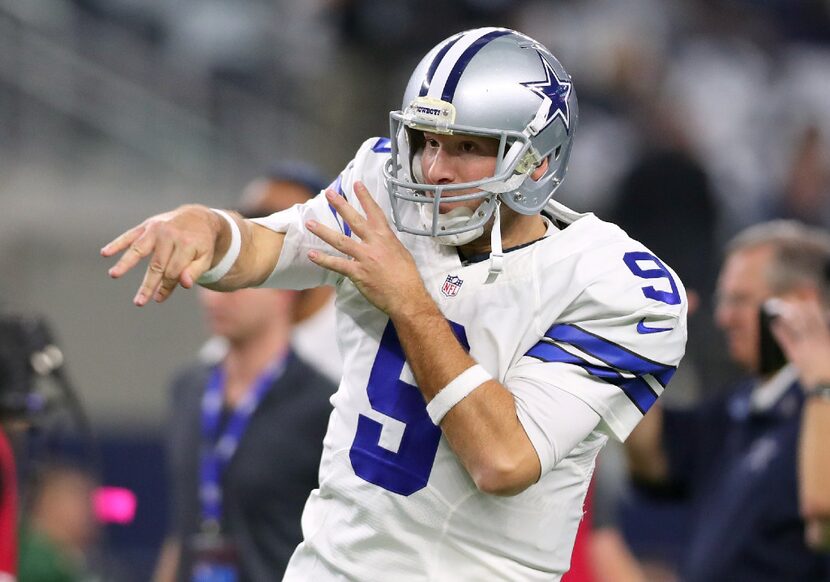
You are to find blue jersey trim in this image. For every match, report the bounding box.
[327,174,351,237]
[526,341,658,414]
[545,324,676,387]
[371,137,392,153]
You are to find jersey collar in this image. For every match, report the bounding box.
[458,217,559,265]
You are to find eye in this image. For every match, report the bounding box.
[424,137,439,149]
[460,141,477,153]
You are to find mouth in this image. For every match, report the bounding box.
[437,198,472,213]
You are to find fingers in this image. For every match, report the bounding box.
[101,224,144,259]
[179,253,214,290]
[324,181,388,235]
[153,246,203,302]
[324,188,366,237]
[770,296,829,353]
[306,219,362,259]
[307,249,355,278]
[104,226,150,279]
[353,181,387,223]
[774,298,819,335]
[105,205,224,306]
[770,296,830,386]
[179,263,203,290]
[133,235,175,306]
[797,298,827,334]
[770,318,797,355]
[109,227,201,305]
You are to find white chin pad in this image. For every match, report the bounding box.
[420,204,484,246]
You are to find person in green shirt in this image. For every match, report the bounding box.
[18,463,99,582]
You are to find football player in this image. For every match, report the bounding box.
[103,28,687,581]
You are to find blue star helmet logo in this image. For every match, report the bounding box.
[520,52,573,133]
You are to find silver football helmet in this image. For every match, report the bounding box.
[382,27,578,245]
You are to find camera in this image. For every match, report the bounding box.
[0,316,63,421]
[758,299,787,376]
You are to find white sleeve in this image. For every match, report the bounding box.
[251,191,347,290]
[250,138,389,290]
[510,229,687,464]
[508,372,601,474]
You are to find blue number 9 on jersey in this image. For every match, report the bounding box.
[350,320,468,496]
[623,251,681,305]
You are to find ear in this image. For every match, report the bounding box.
[530,157,549,181]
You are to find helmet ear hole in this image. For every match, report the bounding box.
[406,129,425,153]
[412,150,425,183]
[553,145,562,161]
[406,129,426,182]
[530,156,550,181]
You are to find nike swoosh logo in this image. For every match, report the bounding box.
[636,318,673,334]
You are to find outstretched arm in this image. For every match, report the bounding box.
[771,294,830,550]
[306,183,540,495]
[101,204,285,305]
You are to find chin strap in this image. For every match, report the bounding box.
[485,201,504,284]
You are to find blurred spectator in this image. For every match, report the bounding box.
[774,125,830,228]
[608,143,728,399]
[609,147,718,302]
[625,220,830,581]
[237,163,342,383]
[771,292,830,551]
[586,443,648,582]
[17,462,99,582]
[153,165,337,582]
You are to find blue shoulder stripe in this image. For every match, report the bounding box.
[527,341,624,382]
[371,137,391,153]
[526,341,659,414]
[545,324,676,387]
[326,174,351,237]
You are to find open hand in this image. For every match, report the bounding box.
[770,296,830,388]
[101,205,221,306]
[305,182,433,318]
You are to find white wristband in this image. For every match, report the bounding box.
[197,209,242,285]
[426,364,492,425]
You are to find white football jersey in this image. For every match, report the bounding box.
[253,138,687,581]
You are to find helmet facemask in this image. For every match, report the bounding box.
[382,98,541,246]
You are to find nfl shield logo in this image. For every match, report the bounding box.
[441,275,463,297]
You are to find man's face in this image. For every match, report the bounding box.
[37,471,98,550]
[715,245,776,374]
[419,131,499,213]
[198,287,293,345]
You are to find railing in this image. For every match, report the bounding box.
[0,2,307,180]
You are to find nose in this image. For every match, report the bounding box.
[424,148,456,185]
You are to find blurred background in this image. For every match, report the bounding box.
[0,0,828,579]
